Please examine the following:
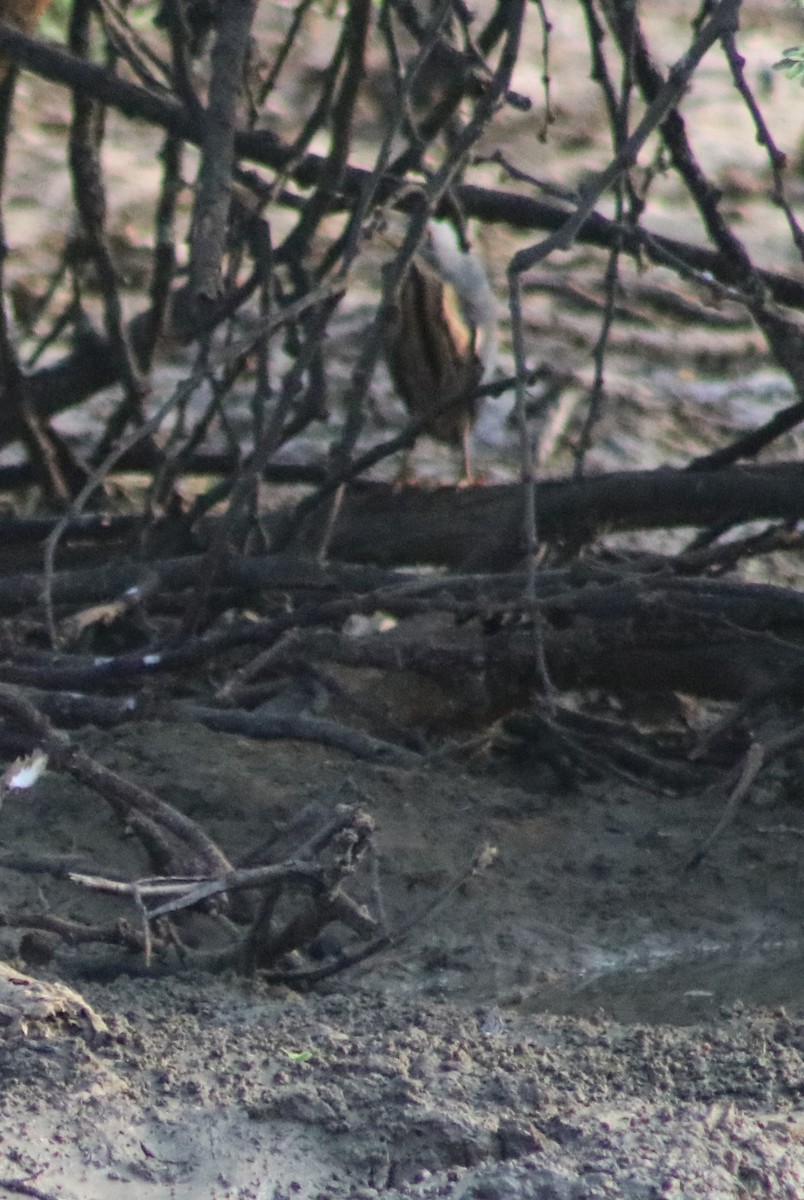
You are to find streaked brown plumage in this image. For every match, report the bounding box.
[386,255,482,472]
[0,0,55,83]
[2,0,52,25]
[384,222,497,483]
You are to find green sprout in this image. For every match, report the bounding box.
[775,45,804,84]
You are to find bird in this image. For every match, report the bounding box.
[384,219,498,484]
[0,0,56,84]
[0,0,53,31]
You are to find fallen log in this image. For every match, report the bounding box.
[315,462,804,568]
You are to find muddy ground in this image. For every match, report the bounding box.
[1,0,804,1197]
[2,722,804,1199]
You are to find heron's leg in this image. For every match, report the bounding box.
[394,445,415,490]
[458,420,474,487]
